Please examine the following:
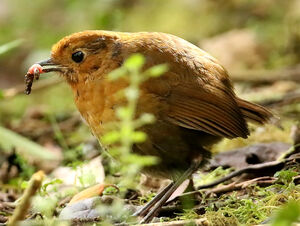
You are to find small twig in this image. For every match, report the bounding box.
[238,176,276,189]
[138,218,208,226]
[199,160,283,189]
[205,181,238,195]
[7,171,45,226]
[205,176,277,195]
[181,154,300,197]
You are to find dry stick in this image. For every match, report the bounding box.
[206,176,277,196]
[7,171,45,226]
[138,218,208,226]
[198,159,283,189]
[181,153,300,198]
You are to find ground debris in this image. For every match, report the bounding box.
[208,142,291,170]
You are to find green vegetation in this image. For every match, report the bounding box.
[181,168,300,225]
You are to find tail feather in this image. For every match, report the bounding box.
[236,98,274,124]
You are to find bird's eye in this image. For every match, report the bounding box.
[71,51,84,63]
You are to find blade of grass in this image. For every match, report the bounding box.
[0,39,23,56]
[0,126,58,161]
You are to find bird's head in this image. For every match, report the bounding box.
[35,30,127,84]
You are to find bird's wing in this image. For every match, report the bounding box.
[144,71,249,139]
[164,82,249,138]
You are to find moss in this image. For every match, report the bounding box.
[212,123,292,153]
[205,211,239,226]
[199,174,300,225]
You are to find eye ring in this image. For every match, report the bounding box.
[72,51,85,63]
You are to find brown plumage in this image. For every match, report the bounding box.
[27,30,273,222]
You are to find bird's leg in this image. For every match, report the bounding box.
[133,182,174,217]
[139,157,202,224]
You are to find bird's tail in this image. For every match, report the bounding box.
[236,97,274,124]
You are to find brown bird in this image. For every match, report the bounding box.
[27,30,272,223]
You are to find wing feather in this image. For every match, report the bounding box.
[165,89,249,138]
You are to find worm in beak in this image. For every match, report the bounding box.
[24,58,65,95]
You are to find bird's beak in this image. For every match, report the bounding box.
[37,58,65,73]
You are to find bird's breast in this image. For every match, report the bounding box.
[70,78,128,137]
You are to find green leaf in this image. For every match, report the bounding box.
[32,195,58,217]
[0,126,58,161]
[0,89,3,99]
[139,113,155,124]
[145,64,168,77]
[123,153,158,166]
[274,169,298,184]
[21,181,29,189]
[41,179,63,194]
[272,201,300,226]
[132,131,147,143]
[103,186,119,195]
[108,67,126,80]
[0,39,23,56]
[125,87,139,100]
[116,107,133,119]
[102,131,121,145]
[124,54,145,70]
